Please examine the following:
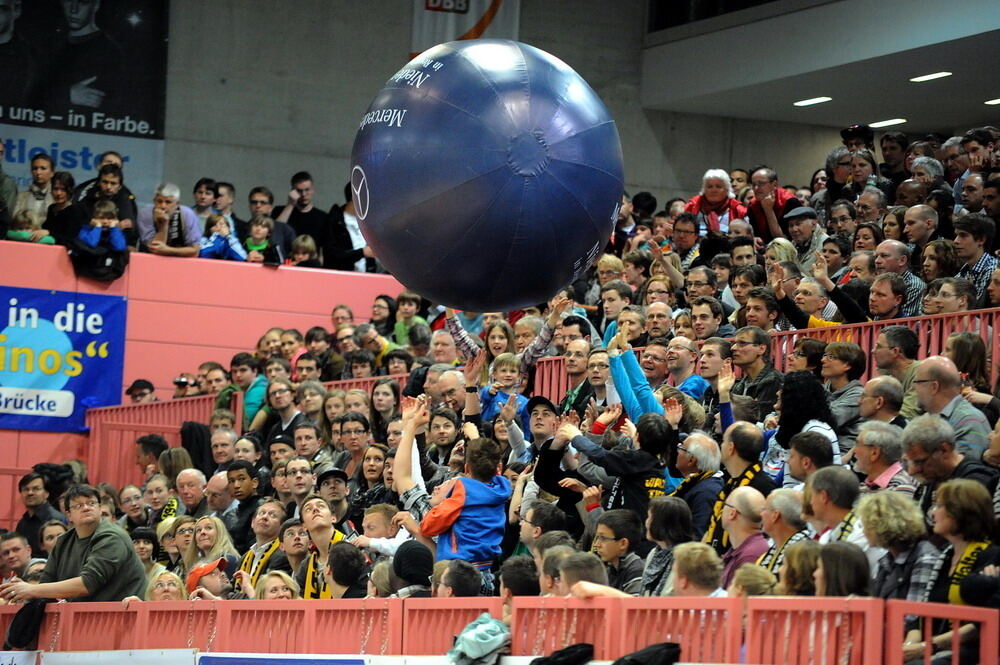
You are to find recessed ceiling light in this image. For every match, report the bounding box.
[985,98,1000,106]
[909,72,952,82]
[793,96,832,107]
[869,118,907,128]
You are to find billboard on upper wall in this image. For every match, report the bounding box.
[0,0,168,208]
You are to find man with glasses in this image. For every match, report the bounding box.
[585,349,612,408]
[757,488,809,574]
[911,356,990,461]
[746,167,802,241]
[731,326,782,419]
[265,377,307,445]
[858,375,907,428]
[719,486,768,588]
[285,457,318,519]
[247,186,295,255]
[671,213,701,271]
[856,186,887,224]
[672,432,723,538]
[852,421,916,497]
[0,485,145,603]
[903,415,998,524]
[664,336,706,399]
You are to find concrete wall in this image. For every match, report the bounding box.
[162,0,841,215]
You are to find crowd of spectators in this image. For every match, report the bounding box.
[3,123,1000,659]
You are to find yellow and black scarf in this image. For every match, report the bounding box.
[704,463,764,553]
[948,541,990,605]
[238,539,281,588]
[302,531,347,600]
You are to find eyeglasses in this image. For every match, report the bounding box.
[342,428,367,436]
[674,229,696,236]
[677,445,691,454]
[731,340,758,347]
[268,388,291,397]
[593,534,622,543]
[587,363,610,370]
[70,500,99,511]
[175,527,195,536]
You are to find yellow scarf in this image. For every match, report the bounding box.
[948,541,990,605]
[704,463,763,552]
[238,539,281,587]
[302,531,346,600]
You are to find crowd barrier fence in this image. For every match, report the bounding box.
[884,599,999,665]
[0,597,993,663]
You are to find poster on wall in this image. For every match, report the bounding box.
[0,285,127,433]
[410,0,520,58]
[0,0,168,207]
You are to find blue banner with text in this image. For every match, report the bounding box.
[0,286,126,432]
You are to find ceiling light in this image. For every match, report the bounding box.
[985,98,1000,106]
[793,96,832,107]
[908,72,952,82]
[869,118,907,128]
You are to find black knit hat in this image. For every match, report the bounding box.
[392,540,434,587]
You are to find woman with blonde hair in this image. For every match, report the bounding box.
[729,563,778,597]
[183,516,240,573]
[763,238,796,271]
[857,491,937,601]
[367,559,394,598]
[122,570,187,605]
[252,570,300,599]
[344,388,372,422]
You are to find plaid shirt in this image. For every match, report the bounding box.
[898,270,926,318]
[874,540,944,608]
[956,251,999,304]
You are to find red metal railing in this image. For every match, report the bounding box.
[884,599,999,665]
[770,308,1000,384]
[0,596,992,662]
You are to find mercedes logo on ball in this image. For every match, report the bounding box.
[351,165,370,221]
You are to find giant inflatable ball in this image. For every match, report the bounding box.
[350,39,624,312]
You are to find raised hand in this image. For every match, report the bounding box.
[663,397,683,428]
[558,477,587,493]
[581,484,602,507]
[462,349,487,385]
[717,362,736,400]
[596,402,623,427]
[499,393,519,422]
[769,262,787,298]
[621,418,637,440]
[462,422,480,440]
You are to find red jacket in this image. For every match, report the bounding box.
[684,195,747,234]
[746,186,802,241]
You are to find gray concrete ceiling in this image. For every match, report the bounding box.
[641,29,1000,134]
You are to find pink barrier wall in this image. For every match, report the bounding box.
[1,596,990,662]
[0,241,403,527]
